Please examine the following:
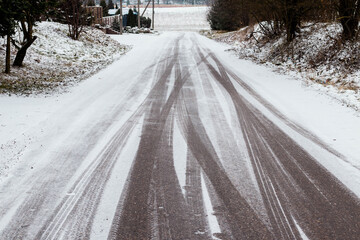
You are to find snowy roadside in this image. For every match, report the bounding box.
[202,23,360,112]
[0,22,129,182]
[0,6,210,185]
[197,34,360,195]
[0,21,359,199]
[0,21,129,95]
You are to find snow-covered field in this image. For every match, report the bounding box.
[142,6,210,31]
[0,22,128,94]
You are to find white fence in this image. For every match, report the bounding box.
[102,15,121,26]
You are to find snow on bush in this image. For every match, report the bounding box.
[207,22,360,111]
[0,21,128,95]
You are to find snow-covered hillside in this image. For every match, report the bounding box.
[0,22,128,95]
[205,23,360,111]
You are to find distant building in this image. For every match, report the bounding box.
[108,9,118,16]
[86,6,103,24]
[102,8,131,27]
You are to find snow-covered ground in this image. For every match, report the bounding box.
[206,23,360,111]
[0,33,158,183]
[142,6,210,31]
[1,31,359,193]
[0,9,360,237]
[0,8,359,238]
[0,22,128,95]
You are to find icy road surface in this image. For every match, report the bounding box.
[0,32,360,239]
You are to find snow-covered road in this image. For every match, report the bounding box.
[0,32,359,239]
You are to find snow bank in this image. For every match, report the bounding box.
[0,21,128,95]
[207,23,360,111]
[0,32,160,184]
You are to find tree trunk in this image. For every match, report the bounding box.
[240,0,250,27]
[137,0,140,28]
[341,17,358,39]
[5,34,11,74]
[339,0,359,40]
[13,36,37,67]
[285,0,298,42]
[286,16,298,42]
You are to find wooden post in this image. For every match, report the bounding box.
[137,0,140,28]
[141,0,152,17]
[120,0,123,34]
[152,0,154,29]
[5,34,11,73]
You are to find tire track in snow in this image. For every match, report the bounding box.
[111,35,186,240]
[175,64,211,240]
[0,34,183,240]
[0,64,154,240]
[184,151,212,240]
[175,65,274,239]
[2,32,358,240]
[198,41,346,162]
[193,49,268,222]
[35,36,185,240]
[194,47,302,238]
[151,111,193,239]
[111,34,213,240]
[197,42,360,239]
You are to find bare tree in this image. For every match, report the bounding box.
[1,0,21,73]
[13,0,47,67]
[247,0,323,41]
[338,0,360,40]
[61,0,87,40]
